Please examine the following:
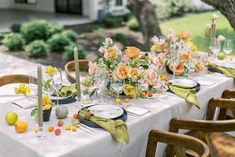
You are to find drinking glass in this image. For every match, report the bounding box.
[28,71,38,97]
[209,38,221,58]
[52,69,63,106]
[223,39,233,56]
[110,78,124,99]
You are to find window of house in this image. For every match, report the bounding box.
[116,0,123,6]
[15,0,37,5]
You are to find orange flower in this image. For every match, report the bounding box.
[181,54,190,61]
[130,68,138,79]
[104,46,118,60]
[113,65,130,80]
[176,31,191,40]
[124,47,140,58]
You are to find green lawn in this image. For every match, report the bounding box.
[160,11,235,53]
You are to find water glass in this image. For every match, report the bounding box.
[110,79,124,98]
[52,69,63,106]
[209,38,221,57]
[223,39,233,55]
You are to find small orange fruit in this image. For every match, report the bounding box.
[65,125,71,130]
[55,128,61,136]
[15,121,28,133]
[147,92,153,97]
[72,126,77,132]
[73,113,78,119]
[141,92,146,97]
[124,98,129,103]
[115,98,121,104]
[48,125,54,132]
[58,120,64,127]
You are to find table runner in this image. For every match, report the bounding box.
[0,53,234,157]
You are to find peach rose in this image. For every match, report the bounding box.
[104,46,118,60]
[144,70,158,86]
[153,53,166,67]
[113,65,130,80]
[88,61,97,76]
[124,47,140,58]
[130,68,138,79]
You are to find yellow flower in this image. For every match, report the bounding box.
[35,96,52,110]
[123,84,136,97]
[151,44,158,52]
[186,41,198,52]
[15,84,31,96]
[104,46,118,60]
[176,31,191,40]
[159,74,169,81]
[124,47,141,58]
[113,65,130,80]
[45,65,58,76]
[130,68,138,79]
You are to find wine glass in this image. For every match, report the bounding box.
[223,39,233,56]
[28,71,38,98]
[110,78,124,99]
[209,38,221,58]
[94,66,109,104]
[52,69,63,106]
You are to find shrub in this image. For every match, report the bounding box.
[47,33,71,52]
[26,40,48,57]
[103,13,119,28]
[115,33,128,45]
[62,30,78,42]
[10,23,21,33]
[0,32,5,44]
[48,23,64,36]
[97,38,105,47]
[127,17,140,31]
[20,20,49,43]
[63,43,85,61]
[2,33,25,51]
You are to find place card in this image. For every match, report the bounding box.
[125,105,150,116]
[13,98,35,109]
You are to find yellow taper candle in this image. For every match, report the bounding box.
[37,64,43,127]
[74,47,81,101]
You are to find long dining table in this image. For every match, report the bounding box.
[0,53,234,157]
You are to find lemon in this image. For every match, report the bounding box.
[5,112,18,125]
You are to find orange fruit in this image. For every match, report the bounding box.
[73,113,78,119]
[182,54,189,61]
[55,128,61,136]
[72,126,77,132]
[48,126,54,132]
[15,121,28,133]
[58,120,64,127]
[65,125,71,130]
[115,98,121,104]
[124,98,129,103]
[141,92,146,97]
[147,92,153,97]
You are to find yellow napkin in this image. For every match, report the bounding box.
[169,84,200,109]
[53,84,77,97]
[209,64,235,78]
[79,109,129,144]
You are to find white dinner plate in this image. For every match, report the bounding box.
[87,105,124,119]
[169,79,198,88]
[50,95,70,100]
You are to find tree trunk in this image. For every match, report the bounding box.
[202,0,235,31]
[127,0,162,49]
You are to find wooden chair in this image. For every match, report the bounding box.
[64,60,89,83]
[167,98,235,157]
[146,130,209,157]
[0,74,37,87]
[222,89,235,119]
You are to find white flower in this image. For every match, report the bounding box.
[151,36,159,44]
[212,13,219,20]
[98,46,106,54]
[104,37,113,46]
[217,35,225,42]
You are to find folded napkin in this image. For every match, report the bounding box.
[209,64,235,78]
[169,84,200,109]
[79,109,129,144]
[53,84,77,97]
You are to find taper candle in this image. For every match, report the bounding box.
[74,47,81,101]
[37,64,43,127]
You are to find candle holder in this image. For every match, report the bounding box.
[37,125,46,140]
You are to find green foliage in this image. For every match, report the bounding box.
[127,17,140,31]
[10,23,21,33]
[122,13,133,22]
[0,32,5,44]
[103,13,119,28]
[92,27,105,33]
[47,33,71,52]
[48,23,64,36]
[62,30,78,42]
[26,40,48,57]
[63,43,85,61]
[115,33,128,45]
[2,33,25,51]
[97,38,105,47]
[20,20,49,43]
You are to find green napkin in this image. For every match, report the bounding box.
[169,84,200,109]
[209,64,235,78]
[79,109,129,144]
[53,84,77,97]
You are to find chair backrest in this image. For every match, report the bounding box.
[146,130,209,157]
[0,74,37,87]
[64,60,89,83]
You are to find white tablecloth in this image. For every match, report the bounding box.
[0,53,234,157]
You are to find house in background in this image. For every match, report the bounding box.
[0,0,128,21]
